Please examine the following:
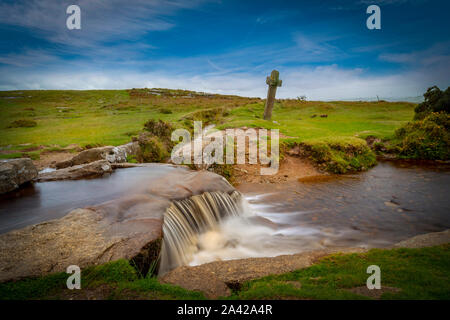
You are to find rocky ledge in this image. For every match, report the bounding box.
[36,142,140,182]
[37,160,113,182]
[0,158,38,194]
[0,168,234,282]
[55,142,139,169]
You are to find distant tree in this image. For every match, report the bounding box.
[414,86,450,120]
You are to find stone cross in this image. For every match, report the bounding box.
[263,70,282,120]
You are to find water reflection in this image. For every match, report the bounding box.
[0,165,180,234]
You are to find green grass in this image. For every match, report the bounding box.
[0,259,204,300]
[230,244,450,300]
[0,90,414,148]
[288,136,378,173]
[218,100,414,141]
[1,245,448,300]
[0,89,257,148]
[0,90,416,170]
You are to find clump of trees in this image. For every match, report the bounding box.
[414,86,450,120]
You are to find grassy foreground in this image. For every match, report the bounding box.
[1,245,448,300]
[0,89,414,160]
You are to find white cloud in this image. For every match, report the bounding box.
[0,63,444,101]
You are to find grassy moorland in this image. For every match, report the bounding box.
[0,89,415,162]
[1,245,448,300]
[232,244,450,300]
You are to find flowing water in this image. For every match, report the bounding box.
[0,160,449,273]
[159,191,242,274]
[170,160,450,269]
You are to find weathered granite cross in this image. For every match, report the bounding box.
[263,70,282,120]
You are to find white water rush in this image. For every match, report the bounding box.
[158,191,307,275]
[159,191,243,275]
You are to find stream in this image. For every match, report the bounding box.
[0,160,449,268]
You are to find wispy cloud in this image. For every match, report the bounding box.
[293,33,347,62]
[379,41,450,67]
[0,0,206,47]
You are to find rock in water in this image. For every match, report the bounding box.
[0,158,38,194]
[55,142,139,169]
[0,168,235,282]
[37,160,113,182]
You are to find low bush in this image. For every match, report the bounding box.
[8,119,37,128]
[143,119,174,148]
[159,108,172,114]
[183,107,228,124]
[137,133,169,163]
[293,137,377,173]
[393,112,449,160]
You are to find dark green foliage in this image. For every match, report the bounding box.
[138,119,175,162]
[126,154,138,163]
[0,259,204,300]
[159,108,173,114]
[0,272,68,300]
[143,119,173,142]
[137,133,169,162]
[394,112,450,160]
[414,86,450,120]
[82,259,138,286]
[8,119,37,128]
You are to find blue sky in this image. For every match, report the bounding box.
[0,0,449,100]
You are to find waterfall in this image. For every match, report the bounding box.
[158,191,243,275]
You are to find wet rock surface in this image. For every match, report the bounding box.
[0,158,38,194]
[0,168,235,282]
[37,160,113,182]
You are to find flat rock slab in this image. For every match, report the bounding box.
[160,247,366,298]
[55,142,139,169]
[0,168,234,282]
[0,158,38,194]
[393,229,450,248]
[37,160,113,182]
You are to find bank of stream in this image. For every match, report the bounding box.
[0,160,449,274]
